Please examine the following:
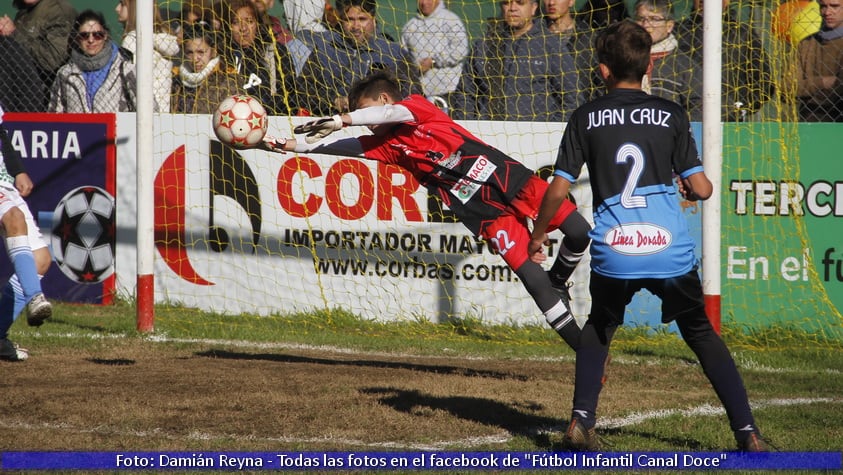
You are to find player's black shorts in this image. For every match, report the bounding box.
[588,267,706,325]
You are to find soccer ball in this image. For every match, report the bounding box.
[50,186,115,283]
[212,94,268,148]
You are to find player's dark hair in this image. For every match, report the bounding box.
[348,71,402,111]
[595,20,652,83]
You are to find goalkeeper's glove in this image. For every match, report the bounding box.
[293,115,344,144]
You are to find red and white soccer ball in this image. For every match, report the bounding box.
[212,94,268,148]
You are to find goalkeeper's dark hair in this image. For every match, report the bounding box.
[595,20,652,83]
[348,71,402,111]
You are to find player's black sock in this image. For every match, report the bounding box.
[571,409,596,429]
[545,300,580,350]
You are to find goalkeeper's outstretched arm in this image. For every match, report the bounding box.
[292,104,416,143]
[264,103,416,154]
[262,135,365,157]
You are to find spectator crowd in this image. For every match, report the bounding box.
[0,0,839,122]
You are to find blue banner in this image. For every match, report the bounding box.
[2,112,117,304]
[1,451,840,471]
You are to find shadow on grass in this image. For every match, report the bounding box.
[362,387,705,450]
[195,349,530,381]
[86,358,136,366]
[362,386,562,448]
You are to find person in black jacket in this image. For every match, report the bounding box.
[0,36,47,111]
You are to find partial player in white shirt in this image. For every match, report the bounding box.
[0,103,52,362]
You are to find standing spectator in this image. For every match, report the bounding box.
[400,0,469,98]
[794,0,843,122]
[175,0,221,44]
[0,0,77,111]
[579,0,627,29]
[115,0,180,113]
[634,0,702,120]
[48,10,137,113]
[529,20,768,452]
[0,37,46,111]
[171,22,241,114]
[0,101,53,362]
[184,0,222,30]
[296,0,422,116]
[450,0,581,121]
[250,0,294,44]
[543,0,601,101]
[675,0,775,121]
[219,0,299,115]
[283,0,329,35]
[250,0,312,76]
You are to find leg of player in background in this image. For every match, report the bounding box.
[3,208,42,304]
[1,203,52,328]
[1,246,51,325]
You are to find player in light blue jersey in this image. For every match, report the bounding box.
[0,102,52,361]
[528,20,768,452]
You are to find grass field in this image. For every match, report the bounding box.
[1,301,842,474]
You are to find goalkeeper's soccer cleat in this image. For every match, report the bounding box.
[26,292,52,327]
[0,339,29,361]
[562,417,599,451]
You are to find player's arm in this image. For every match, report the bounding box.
[262,135,365,157]
[678,170,712,201]
[0,124,33,197]
[293,105,415,143]
[528,175,572,263]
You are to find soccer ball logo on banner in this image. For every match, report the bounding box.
[50,186,116,283]
[212,95,268,148]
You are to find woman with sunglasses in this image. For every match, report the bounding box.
[48,9,137,113]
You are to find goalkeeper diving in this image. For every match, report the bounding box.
[262,71,591,350]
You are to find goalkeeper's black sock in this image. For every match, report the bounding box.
[549,239,585,284]
[545,300,580,350]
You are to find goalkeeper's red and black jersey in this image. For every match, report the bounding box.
[358,94,533,236]
[553,88,704,279]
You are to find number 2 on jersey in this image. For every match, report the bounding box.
[616,143,646,209]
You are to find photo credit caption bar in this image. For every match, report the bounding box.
[1,451,841,471]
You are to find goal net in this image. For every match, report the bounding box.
[3,0,839,341]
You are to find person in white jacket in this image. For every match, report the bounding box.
[115,0,179,112]
[400,0,468,98]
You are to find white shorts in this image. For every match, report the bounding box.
[0,183,48,250]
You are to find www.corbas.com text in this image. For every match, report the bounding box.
[315,257,517,282]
